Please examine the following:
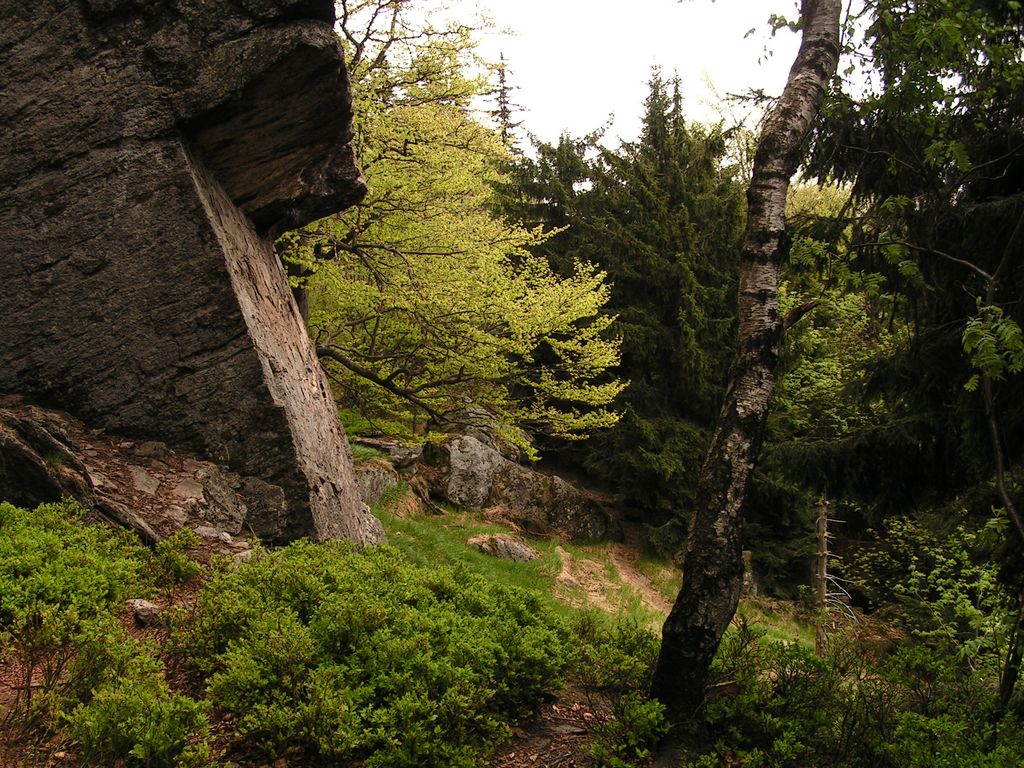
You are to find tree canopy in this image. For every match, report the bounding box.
[496,73,745,520]
[280,0,624,448]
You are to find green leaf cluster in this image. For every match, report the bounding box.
[683,620,1024,767]
[842,514,1012,673]
[570,615,668,768]
[283,0,623,445]
[963,303,1024,390]
[789,0,1024,592]
[0,501,211,766]
[170,541,570,765]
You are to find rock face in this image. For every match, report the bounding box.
[353,459,400,509]
[467,534,539,562]
[0,0,382,544]
[0,401,365,547]
[424,436,609,541]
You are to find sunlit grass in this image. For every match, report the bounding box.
[376,487,660,626]
[735,598,816,648]
[634,553,681,603]
[373,485,819,644]
[373,485,573,617]
[351,443,387,462]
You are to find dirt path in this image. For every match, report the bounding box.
[607,541,673,616]
[554,525,674,623]
[499,525,675,768]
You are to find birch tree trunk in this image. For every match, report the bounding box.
[650,0,842,722]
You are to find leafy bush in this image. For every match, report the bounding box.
[682,619,1024,768]
[0,501,212,765]
[0,500,145,718]
[173,541,570,765]
[143,527,202,588]
[842,516,1011,674]
[0,500,142,629]
[590,692,668,768]
[62,617,210,767]
[572,615,668,767]
[66,674,210,768]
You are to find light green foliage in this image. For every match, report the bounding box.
[842,515,1011,673]
[0,500,144,715]
[0,499,142,629]
[172,541,570,764]
[963,303,1024,391]
[283,0,623,446]
[774,184,906,440]
[143,527,202,588]
[66,676,210,768]
[683,620,1024,767]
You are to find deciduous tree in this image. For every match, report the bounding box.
[650,0,843,723]
[281,0,623,446]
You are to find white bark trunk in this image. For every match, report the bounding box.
[651,0,843,723]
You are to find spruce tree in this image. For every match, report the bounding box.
[498,74,745,527]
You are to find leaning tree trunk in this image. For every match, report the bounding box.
[650,0,842,722]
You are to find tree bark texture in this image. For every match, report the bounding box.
[651,0,842,722]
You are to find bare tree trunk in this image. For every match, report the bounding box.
[650,0,842,723]
[999,580,1024,713]
[815,496,829,657]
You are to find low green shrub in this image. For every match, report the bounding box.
[590,692,668,768]
[173,541,570,765]
[0,500,212,765]
[0,499,142,629]
[572,615,668,767]
[66,674,210,768]
[842,516,1011,676]
[683,619,1024,768]
[0,500,146,719]
[143,527,202,588]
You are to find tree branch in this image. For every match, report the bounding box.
[783,299,822,330]
[849,239,993,282]
[316,346,447,423]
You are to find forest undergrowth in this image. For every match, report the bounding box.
[1,495,1021,768]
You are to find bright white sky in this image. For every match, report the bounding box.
[442,0,804,145]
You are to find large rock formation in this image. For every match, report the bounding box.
[1,400,259,548]
[0,0,383,544]
[423,436,610,541]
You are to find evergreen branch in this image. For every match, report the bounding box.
[850,240,993,282]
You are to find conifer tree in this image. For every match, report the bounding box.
[498,74,744,523]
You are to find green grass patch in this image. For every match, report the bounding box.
[634,554,681,604]
[374,486,664,626]
[735,598,816,649]
[559,541,665,629]
[350,443,388,461]
[374,492,571,618]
